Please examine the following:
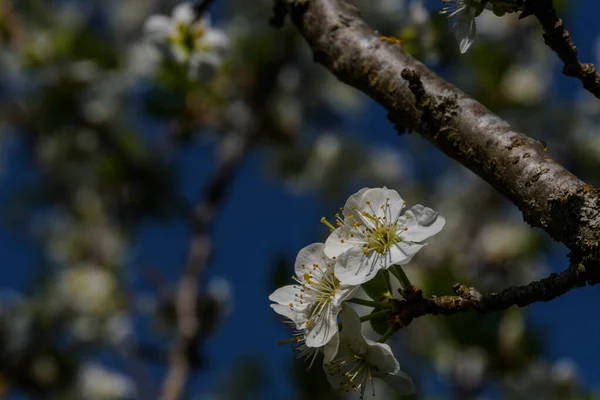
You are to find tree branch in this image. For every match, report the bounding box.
[523,0,600,98]
[285,0,600,254]
[160,130,251,400]
[389,261,600,329]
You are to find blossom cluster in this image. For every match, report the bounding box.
[269,187,445,397]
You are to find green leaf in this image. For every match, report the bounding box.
[361,269,392,301]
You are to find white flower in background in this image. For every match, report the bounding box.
[324,306,415,398]
[79,363,136,400]
[144,2,229,80]
[207,276,234,316]
[450,347,488,391]
[440,0,485,53]
[478,222,533,261]
[552,359,577,384]
[365,147,407,184]
[409,0,429,26]
[126,41,162,77]
[104,312,134,345]
[286,133,342,193]
[58,265,118,315]
[324,188,445,285]
[269,243,358,347]
[506,360,579,399]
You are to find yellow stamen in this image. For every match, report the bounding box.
[321,217,335,231]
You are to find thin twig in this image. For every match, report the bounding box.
[160,130,252,400]
[388,261,597,329]
[523,0,600,98]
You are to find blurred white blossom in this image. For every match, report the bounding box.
[451,347,488,391]
[364,147,409,184]
[207,276,234,317]
[78,363,136,400]
[57,265,118,316]
[144,2,229,80]
[506,360,582,399]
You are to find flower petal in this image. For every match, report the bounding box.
[400,204,445,243]
[334,284,360,306]
[381,371,416,395]
[324,363,344,390]
[322,331,340,365]
[203,29,229,56]
[270,304,305,326]
[454,9,477,54]
[324,226,364,259]
[294,243,327,280]
[364,340,399,374]
[361,187,405,222]
[305,302,339,347]
[172,2,196,25]
[338,305,363,343]
[144,15,172,43]
[390,241,425,265]
[268,285,301,307]
[342,187,370,217]
[335,247,381,285]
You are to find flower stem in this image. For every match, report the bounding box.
[346,298,393,309]
[382,269,392,295]
[359,309,391,322]
[390,264,413,290]
[377,326,394,343]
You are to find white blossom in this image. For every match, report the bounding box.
[143,2,229,79]
[269,243,358,348]
[323,306,415,398]
[324,188,445,285]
